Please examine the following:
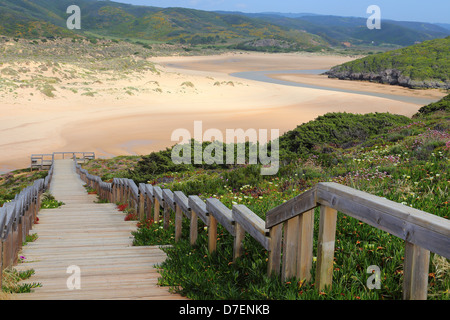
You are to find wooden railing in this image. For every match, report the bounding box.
[53,152,95,162]
[30,154,54,170]
[0,163,53,288]
[75,160,450,300]
[31,152,95,170]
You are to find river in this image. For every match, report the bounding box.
[230,69,437,105]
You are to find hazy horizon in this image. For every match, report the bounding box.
[113,0,450,24]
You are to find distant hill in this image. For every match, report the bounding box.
[236,13,450,47]
[435,23,450,32]
[326,36,450,89]
[0,0,328,51]
[0,0,77,38]
[214,11,322,19]
[1,0,449,51]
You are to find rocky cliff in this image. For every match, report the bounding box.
[325,68,450,90]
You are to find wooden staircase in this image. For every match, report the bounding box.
[12,160,185,300]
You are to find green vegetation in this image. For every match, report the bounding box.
[81,156,141,182]
[326,37,450,89]
[279,112,411,162]
[83,108,450,300]
[40,192,64,209]
[1,210,41,296]
[0,0,328,52]
[1,269,41,294]
[3,0,447,52]
[0,0,449,70]
[23,233,39,245]
[0,37,163,99]
[414,94,450,117]
[0,169,48,207]
[181,81,195,88]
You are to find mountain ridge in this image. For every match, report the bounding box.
[0,0,327,51]
[0,0,449,49]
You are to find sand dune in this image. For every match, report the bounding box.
[0,52,444,172]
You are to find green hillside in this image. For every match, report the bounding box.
[0,0,75,38]
[222,13,450,47]
[2,0,448,51]
[79,108,450,300]
[326,36,450,89]
[414,94,450,116]
[0,0,328,51]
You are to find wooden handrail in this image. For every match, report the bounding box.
[316,182,450,258]
[74,159,450,300]
[265,186,317,228]
[31,152,95,170]
[1,163,53,289]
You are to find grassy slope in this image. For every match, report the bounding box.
[81,105,450,300]
[0,169,48,207]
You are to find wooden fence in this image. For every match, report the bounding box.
[30,154,54,170]
[75,159,450,300]
[0,163,53,288]
[31,152,95,170]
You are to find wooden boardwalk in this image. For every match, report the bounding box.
[13,160,185,300]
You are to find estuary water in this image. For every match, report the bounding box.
[230,69,437,105]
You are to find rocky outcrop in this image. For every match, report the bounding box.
[325,68,450,90]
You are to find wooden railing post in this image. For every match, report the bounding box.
[163,202,171,230]
[403,241,430,300]
[126,185,131,208]
[36,191,41,222]
[208,215,218,254]
[18,218,23,254]
[153,187,163,223]
[190,209,198,246]
[282,216,300,281]
[315,205,337,291]
[138,184,146,221]
[138,194,145,221]
[112,183,117,203]
[0,241,3,289]
[146,194,153,221]
[297,209,315,282]
[3,234,11,270]
[11,227,18,265]
[174,191,190,243]
[119,183,124,204]
[189,196,209,247]
[175,204,183,242]
[117,182,122,204]
[154,198,160,223]
[233,223,245,261]
[267,224,282,277]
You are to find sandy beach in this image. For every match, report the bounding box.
[0,52,446,172]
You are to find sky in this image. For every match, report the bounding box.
[113,0,450,24]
